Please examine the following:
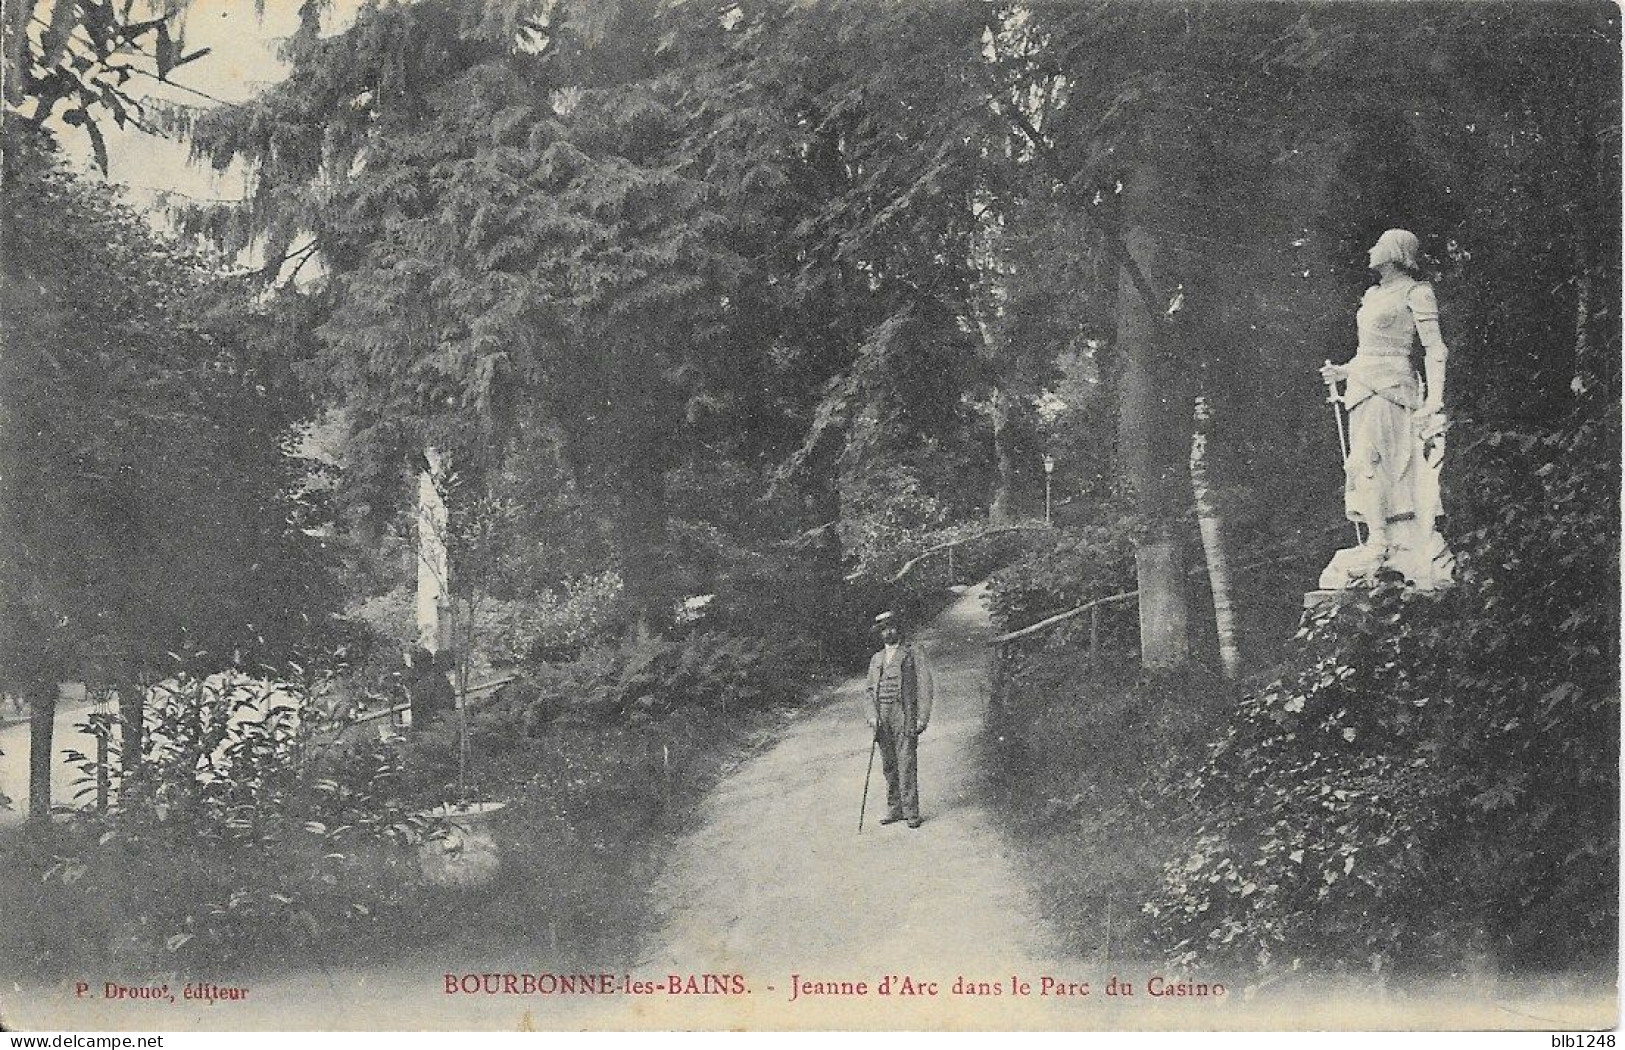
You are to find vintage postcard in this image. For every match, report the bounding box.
[0,0,1617,1034]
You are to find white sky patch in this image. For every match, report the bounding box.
[50,0,367,242]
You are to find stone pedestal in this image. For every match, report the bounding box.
[1317,544,1382,591]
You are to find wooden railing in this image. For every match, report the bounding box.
[986,523,1353,690]
[989,588,1138,675]
[348,672,519,729]
[845,521,1052,589]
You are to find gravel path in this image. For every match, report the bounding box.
[6,585,1611,1030]
[572,582,1070,1028]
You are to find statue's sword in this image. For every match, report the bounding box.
[1323,361,1364,546]
[1322,360,1351,462]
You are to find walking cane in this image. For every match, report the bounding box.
[1323,361,1365,546]
[858,731,879,833]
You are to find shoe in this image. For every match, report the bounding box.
[878,815,904,826]
[907,818,923,829]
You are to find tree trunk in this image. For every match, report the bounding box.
[970,295,1020,525]
[116,671,143,789]
[1,0,28,110]
[614,448,674,640]
[1114,195,1190,671]
[989,388,1017,523]
[1134,540,1189,671]
[26,677,56,821]
[1191,395,1242,678]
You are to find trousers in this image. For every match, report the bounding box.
[876,699,919,820]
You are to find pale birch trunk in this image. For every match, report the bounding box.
[1190,395,1241,679]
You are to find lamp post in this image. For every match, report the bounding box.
[1043,454,1055,525]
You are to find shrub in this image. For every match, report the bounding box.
[619,630,825,720]
[348,586,417,653]
[1145,584,1471,975]
[485,629,828,734]
[448,572,628,667]
[837,467,954,577]
[342,572,626,700]
[343,585,419,693]
[0,670,443,974]
[978,659,1234,963]
[985,518,1139,634]
[517,571,626,661]
[1144,408,1619,977]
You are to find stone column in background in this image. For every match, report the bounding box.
[416,447,451,655]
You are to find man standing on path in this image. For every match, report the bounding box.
[865,610,935,829]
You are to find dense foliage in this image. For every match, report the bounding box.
[0,130,341,691]
[1,0,1616,991]
[2,671,440,971]
[986,520,1139,636]
[420,626,826,765]
[1146,403,1619,974]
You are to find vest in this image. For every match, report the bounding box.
[876,647,917,713]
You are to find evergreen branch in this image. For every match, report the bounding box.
[250,238,321,280]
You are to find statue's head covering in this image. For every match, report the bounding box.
[1371,228,1422,272]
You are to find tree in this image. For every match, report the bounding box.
[1191,395,1241,678]
[185,0,744,632]
[978,0,1618,672]
[685,0,1008,569]
[2,0,209,172]
[187,0,1006,637]
[0,128,340,816]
